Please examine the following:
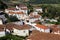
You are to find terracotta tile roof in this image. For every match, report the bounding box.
[14,24,31,30]
[9,11,24,14]
[27,30,60,40]
[52,28,60,33]
[34,20,40,23]
[29,12,33,16]
[35,24,48,29]
[5,23,19,30]
[6,23,31,30]
[34,15,40,18]
[8,8,16,10]
[29,12,40,18]
[50,25,60,33]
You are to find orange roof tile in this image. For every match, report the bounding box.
[34,15,40,18]
[27,30,60,40]
[35,24,48,29]
[8,8,16,10]
[34,20,40,23]
[50,25,60,33]
[9,11,24,14]
[6,23,31,30]
[29,12,40,18]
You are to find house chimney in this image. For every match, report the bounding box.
[16,5,19,9]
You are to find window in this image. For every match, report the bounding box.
[23,31,25,33]
[11,30,14,33]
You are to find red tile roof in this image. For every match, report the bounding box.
[9,11,24,14]
[34,20,40,23]
[6,23,31,30]
[19,4,27,7]
[29,12,40,18]
[27,30,60,40]
[50,25,60,33]
[8,8,16,10]
[35,24,48,29]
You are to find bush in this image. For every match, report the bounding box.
[0,34,25,40]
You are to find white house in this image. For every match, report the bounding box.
[26,23,50,33]
[50,19,58,22]
[5,6,28,20]
[35,24,50,33]
[0,25,5,37]
[15,5,28,14]
[34,7,43,13]
[21,8,28,15]
[5,4,28,15]
[7,11,28,20]
[5,8,16,13]
[50,25,60,35]
[12,28,29,36]
[6,23,31,37]
[27,12,41,23]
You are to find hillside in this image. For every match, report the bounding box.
[29,0,60,4]
[1,0,60,4]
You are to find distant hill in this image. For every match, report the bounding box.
[29,0,60,4]
[1,0,60,4]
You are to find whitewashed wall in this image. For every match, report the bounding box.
[26,23,50,33]
[12,28,29,36]
[0,19,3,25]
[35,8,43,13]
[29,18,39,23]
[45,29,50,33]
[0,31,5,37]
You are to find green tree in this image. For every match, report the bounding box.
[0,0,8,11]
[8,15,19,22]
[0,34,25,40]
[26,2,33,15]
[41,5,60,19]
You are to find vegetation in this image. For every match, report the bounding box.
[7,15,19,22]
[0,34,25,40]
[35,4,60,24]
[26,2,33,15]
[40,5,60,19]
[1,0,60,4]
[0,0,8,10]
[0,0,19,23]
[0,12,19,23]
[46,21,60,25]
[29,0,60,4]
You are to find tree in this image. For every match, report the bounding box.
[41,5,60,19]
[0,0,8,11]
[8,15,19,22]
[26,2,33,15]
[0,34,25,40]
